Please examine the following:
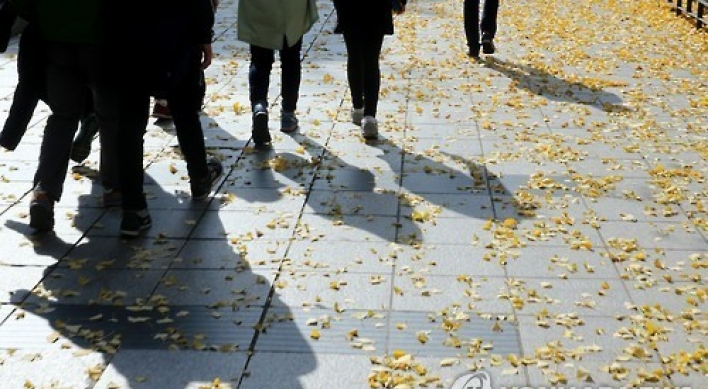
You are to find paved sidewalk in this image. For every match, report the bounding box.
[0,0,706,388]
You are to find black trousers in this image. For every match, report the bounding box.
[464,0,499,48]
[33,42,119,201]
[119,49,208,211]
[248,38,302,112]
[343,31,384,118]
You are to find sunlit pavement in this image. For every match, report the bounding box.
[0,1,706,388]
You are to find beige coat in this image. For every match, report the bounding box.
[237,0,319,50]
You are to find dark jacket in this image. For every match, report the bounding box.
[11,0,103,44]
[333,0,406,35]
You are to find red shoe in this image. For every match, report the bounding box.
[152,100,172,119]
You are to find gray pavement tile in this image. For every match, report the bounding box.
[60,236,182,270]
[0,159,37,181]
[174,239,286,270]
[400,192,496,220]
[0,347,106,389]
[193,210,297,241]
[119,306,262,352]
[516,314,661,363]
[623,280,705,317]
[405,123,480,139]
[394,244,507,277]
[271,270,391,311]
[255,307,387,354]
[566,158,654,179]
[312,167,400,192]
[23,268,165,306]
[282,240,400,274]
[0,265,46,304]
[94,350,249,389]
[585,197,689,223]
[568,141,649,161]
[0,0,704,386]
[296,214,401,243]
[599,220,707,251]
[387,311,520,357]
[391,275,512,314]
[239,352,363,389]
[614,249,706,283]
[400,171,482,195]
[508,222,606,251]
[153,269,275,308]
[0,303,14,323]
[216,186,307,213]
[526,361,671,388]
[305,189,400,217]
[597,176,660,200]
[505,278,633,317]
[399,217,496,245]
[0,181,28,205]
[0,221,76,266]
[504,246,620,279]
[483,160,569,178]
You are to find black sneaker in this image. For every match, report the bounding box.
[29,192,55,232]
[251,103,271,148]
[468,43,480,58]
[481,36,495,54]
[120,209,152,237]
[70,113,99,163]
[191,157,224,201]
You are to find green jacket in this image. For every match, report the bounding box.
[11,0,102,44]
[237,0,318,50]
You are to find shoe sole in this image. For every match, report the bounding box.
[29,204,53,231]
[280,125,298,134]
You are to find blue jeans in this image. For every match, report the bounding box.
[249,38,303,113]
[464,0,499,48]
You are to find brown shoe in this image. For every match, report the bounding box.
[29,191,55,232]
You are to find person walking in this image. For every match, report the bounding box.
[464,0,499,58]
[333,0,406,140]
[110,0,222,237]
[9,0,121,232]
[237,0,319,148]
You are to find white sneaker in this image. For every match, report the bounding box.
[361,116,379,140]
[351,108,364,126]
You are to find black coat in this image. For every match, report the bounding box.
[333,0,406,36]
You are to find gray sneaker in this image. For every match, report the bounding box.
[361,116,379,140]
[351,108,364,126]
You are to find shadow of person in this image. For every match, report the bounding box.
[481,57,629,109]
[219,132,425,246]
[365,137,532,224]
[3,165,315,389]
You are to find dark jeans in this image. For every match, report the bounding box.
[33,42,119,201]
[343,31,384,118]
[119,49,209,211]
[166,55,209,181]
[0,25,44,151]
[248,38,302,112]
[464,0,499,47]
